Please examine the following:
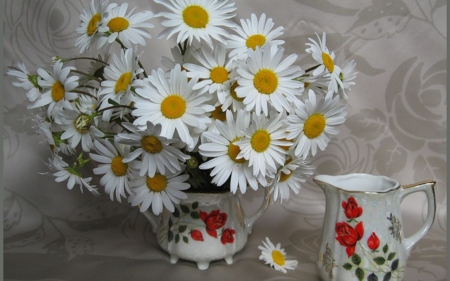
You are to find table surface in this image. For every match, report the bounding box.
[3,0,446,280]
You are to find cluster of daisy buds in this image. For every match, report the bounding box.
[8,0,357,215]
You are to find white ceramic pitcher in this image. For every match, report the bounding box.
[313,173,436,281]
[142,188,271,270]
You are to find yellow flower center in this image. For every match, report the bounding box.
[322,52,335,73]
[211,106,226,121]
[87,13,101,36]
[210,66,228,84]
[230,81,244,102]
[115,72,132,94]
[183,5,209,28]
[254,69,278,94]
[251,129,271,153]
[73,113,92,134]
[304,113,326,139]
[228,139,245,163]
[271,250,285,266]
[161,95,186,119]
[141,136,163,154]
[108,17,129,33]
[304,82,310,89]
[51,81,65,101]
[111,156,128,176]
[146,173,167,192]
[246,34,266,50]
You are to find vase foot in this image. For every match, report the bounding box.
[196,261,210,270]
[169,254,179,264]
[224,255,233,265]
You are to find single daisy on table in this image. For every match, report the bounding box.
[305,32,343,94]
[226,13,285,61]
[154,0,237,46]
[89,138,135,202]
[235,44,304,116]
[116,122,190,177]
[98,48,142,121]
[128,169,190,215]
[132,65,215,150]
[235,112,292,179]
[183,42,234,95]
[259,237,298,273]
[199,110,263,194]
[29,60,79,122]
[75,0,117,53]
[285,89,347,159]
[97,2,154,49]
[7,62,41,102]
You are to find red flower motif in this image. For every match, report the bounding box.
[221,228,236,244]
[200,210,227,238]
[335,221,364,257]
[190,230,204,241]
[342,196,363,219]
[367,232,380,250]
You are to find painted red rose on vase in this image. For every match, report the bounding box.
[221,228,236,244]
[335,221,364,257]
[342,196,363,219]
[190,230,204,241]
[200,210,228,238]
[367,232,380,250]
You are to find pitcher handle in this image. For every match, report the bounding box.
[399,181,436,256]
[244,187,272,233]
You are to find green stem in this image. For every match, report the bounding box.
[71,69,102,83]
[96,104,134,113]
[72,89,97,99]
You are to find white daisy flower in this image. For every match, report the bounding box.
[29,60,79,121]
[199,110,263,194]
[258,237,298,273]
[286,90,347,159]
[235,44,304,116]
[161,45,199,72]
[226,13,285,61]
[132,65,215,150]
[337,59,358,100]
[217,71,246,112]
[7,62,41,102]
[235,112,291,178]
[97,2,155,49]
[89,139,135,202]
[154,0,237,46]
[183,43,234,95]
[75,0,117,53]
[98,48,142,121]
[128,170,190,215]
[116,122,190,177]
[305,32,343,94]
[43,153,100,196]
[270,156,315,203]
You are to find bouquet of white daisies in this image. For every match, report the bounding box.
[7,0,357,216]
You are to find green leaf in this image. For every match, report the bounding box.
[180,204,190,213]
[391,259,399,271]
[192,201,199,209]
[168,218,173,228]
[107,98,120,106]
[168,231,173,243]
[173,208,180,218]
[368,273,378,281]
[383,272,391,281]
[352,253,362,265]
[343,263,353,270]
[179,225,187,233]
[183,236,189,244]
[355,267,364,281]
[382,244,388,254]
[191,211,200,220]
[373,257,386,265]
[175,234,180,243]
[387,252,396,261]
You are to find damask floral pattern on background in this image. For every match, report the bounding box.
[3,0,446,280]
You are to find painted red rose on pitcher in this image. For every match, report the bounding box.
[335,221,364,257]
[367,232,380,250]
[190,230,204,241]
[221,228,236,244]
[200,210,228,238]
[342,196,363,219]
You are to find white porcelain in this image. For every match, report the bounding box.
[142,188,271,270]
[314,173,436,281]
